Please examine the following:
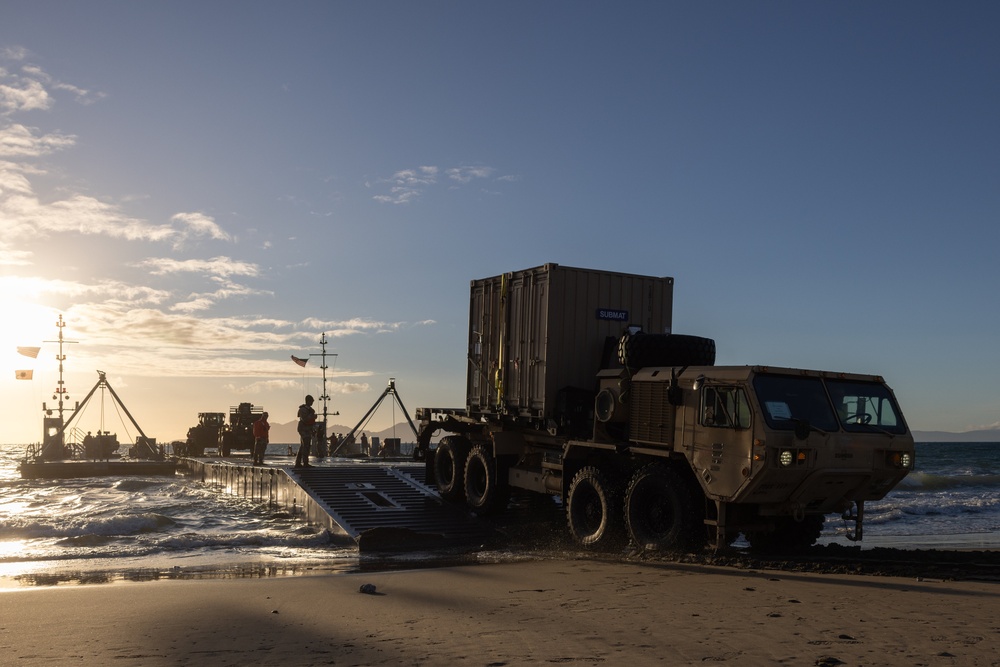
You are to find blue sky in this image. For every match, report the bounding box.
[1,1,998,443]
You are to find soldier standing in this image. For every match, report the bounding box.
[294,395,316,469]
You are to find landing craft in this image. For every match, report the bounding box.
[18,316,175,479]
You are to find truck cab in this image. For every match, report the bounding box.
[593,365,914,548]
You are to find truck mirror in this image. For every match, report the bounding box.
[794,419,811,441]
[668,384,683,406]
[692,375,706,391]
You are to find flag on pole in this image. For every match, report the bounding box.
[15,370,33,380]
[291,355,308,367]
[17,346,40,358]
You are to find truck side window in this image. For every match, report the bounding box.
[701,386,751,429]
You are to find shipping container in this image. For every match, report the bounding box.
[466,264,673,427]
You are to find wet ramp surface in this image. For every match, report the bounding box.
[293,463,498,550]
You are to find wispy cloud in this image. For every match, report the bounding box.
[371,164,503,204]
[132,256,258,279]
[0,77,50,113]
[225,378,372,395]
[0,123,74,156]
[446,166,494,183]
[0,240,32,266]
[170,212,232,245]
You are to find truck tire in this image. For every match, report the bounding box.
[433,436,471,501]
[625,463,701,552]
[747,514,825,553]
[618,332,716,369]
[464,444,510,515]
[566,466,625,549]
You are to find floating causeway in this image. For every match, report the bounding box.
[178,458,497,551]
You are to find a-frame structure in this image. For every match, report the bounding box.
[332,378,419,455]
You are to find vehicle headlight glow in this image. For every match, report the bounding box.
[900,452,912,469]
[779,450,793,467]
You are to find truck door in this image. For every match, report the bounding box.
[690,384,754,499]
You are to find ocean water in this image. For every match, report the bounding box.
[819,441,1000,550]
[0,441,997,587]
[0,443,359,587]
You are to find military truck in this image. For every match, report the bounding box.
[415,264,915,551]
[220,402,263,456]
[180,403,264,457]
[181,412,225,457]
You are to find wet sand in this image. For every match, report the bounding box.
[0,556,997,666]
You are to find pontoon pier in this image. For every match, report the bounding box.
[178,457,497,551]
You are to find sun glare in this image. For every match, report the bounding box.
[0,281,60,372]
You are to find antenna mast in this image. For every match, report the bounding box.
[43,315,78,423]
[310,332,339,437]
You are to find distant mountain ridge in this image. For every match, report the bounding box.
[268,420,419,445]
[911,429,1000,443]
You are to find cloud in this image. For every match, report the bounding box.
[300,316,409,337]
[169,211,232,247]
[226,379,372,395]
[0,77,50,113]
[224,379,302,394]
[1,55,105,110]
[1,47,30,61]
[0,274,172,305]
[0,123,75,157]
[132,256,259,278]
[0,241,31,265]
[446,166,494,183]
[2,190,176,243]
[372,164,499,204]
[172,280,273,313]
[371,166,439,205]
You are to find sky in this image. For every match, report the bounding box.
[1,1,999,444]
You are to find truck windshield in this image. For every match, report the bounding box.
[825,379,908,435]
[752,374,839,432]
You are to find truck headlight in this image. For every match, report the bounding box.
[888,451,914,469]
[779,450,793,467]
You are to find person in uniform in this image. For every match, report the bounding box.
[294,395,316,469]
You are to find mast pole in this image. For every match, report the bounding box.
[310,333,338,445]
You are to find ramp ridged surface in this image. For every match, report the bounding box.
[293,463,496,546]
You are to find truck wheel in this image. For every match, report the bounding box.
[464,444,509,515]
[625,463,701,551]
[747,514,825,553]
[433,436,471,501]
[566,467,624,549]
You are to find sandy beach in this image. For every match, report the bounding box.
[0,556,997,666]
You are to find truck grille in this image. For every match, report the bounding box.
[629,381,675,445]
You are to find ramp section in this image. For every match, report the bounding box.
[180,459,496,550]
[295,464,496,547]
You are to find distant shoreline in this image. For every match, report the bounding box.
[912,430,1000,443]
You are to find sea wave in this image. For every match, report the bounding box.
[895,471,1000,491]
[0,512,178,539]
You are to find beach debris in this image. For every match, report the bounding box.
[815,658,845,666]
[360,583,377,594]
